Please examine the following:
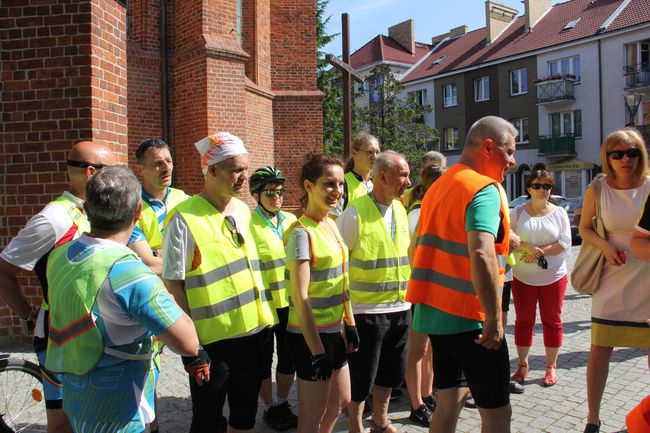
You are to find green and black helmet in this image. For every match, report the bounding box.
[249,166,285,194]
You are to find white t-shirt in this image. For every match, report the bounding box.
[336,198,410,315]
[1,192,84,271]
[510,205,571,286]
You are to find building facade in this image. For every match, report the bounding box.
[0,0,322,340]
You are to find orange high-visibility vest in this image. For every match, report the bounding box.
[406,164,510,322]
[626,395,650,433]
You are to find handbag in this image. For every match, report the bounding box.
[571,178,606,295]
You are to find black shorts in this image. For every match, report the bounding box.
[286,331,347,381]
[189,328,272,432]
[429,329,510,409]
[502,281,512,312]
[262,307,295,378]
[347,309,411,402]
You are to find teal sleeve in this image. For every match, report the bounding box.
[465,185,500,237]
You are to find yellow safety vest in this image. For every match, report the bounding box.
[38,195,90,311]
[168,196,276,344]
[348,195,411,306]
[249,209,297,309]
[285,216,351,333]
[137,187,187,250]
[344,171,369,209]
[46,242,153,375]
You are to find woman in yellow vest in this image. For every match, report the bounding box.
[330,133,380,217]
[285,153,358,433]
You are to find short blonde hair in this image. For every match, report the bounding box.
[599,128,649,179]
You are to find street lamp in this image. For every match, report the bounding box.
[624,93,643,127]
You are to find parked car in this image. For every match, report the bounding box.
[508,195,581,245]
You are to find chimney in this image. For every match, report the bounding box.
[485,1,518,44]
[524,0,551,31]
[449,25,468,39]
[389,19,415,54]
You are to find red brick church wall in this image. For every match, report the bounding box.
[0,0,322,341]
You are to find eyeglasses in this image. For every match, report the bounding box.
[529,183,553,191]
[607,148,641,160]
[224,215,245,247]
[262,189,284,198]
[66,159,106,170]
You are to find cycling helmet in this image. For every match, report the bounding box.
[249,166,286,194]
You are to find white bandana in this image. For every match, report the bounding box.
[195,132,248,174]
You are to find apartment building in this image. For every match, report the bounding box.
[352,0,650,200]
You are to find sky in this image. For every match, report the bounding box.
[322,0,565,57]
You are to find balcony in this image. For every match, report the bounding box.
[624,63,650,89]
[538,134,577,157]
[535,76,575,105]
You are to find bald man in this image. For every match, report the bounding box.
[0,141,115,433]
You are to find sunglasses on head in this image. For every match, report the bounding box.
[529,183,553,190]
[607,148,641,160]
[262,189,284,198]
[224,215,245,247]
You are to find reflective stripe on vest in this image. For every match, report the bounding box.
[249,210,296,309]
[347,195,411,307]
[168,196,276,344]
[344,171,369,209]
[286,216,351,333]
[406,164,510,322]
[45,242,145,375]
[138,187,188,250]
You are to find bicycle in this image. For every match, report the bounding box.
[0,353,46,433]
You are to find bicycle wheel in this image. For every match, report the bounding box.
[0,357,47,433]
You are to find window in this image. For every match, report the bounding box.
[474,76,490,102]
[442,83,457,107]
[550,110,582,137]
[368,74,384,105]
[443,127,460,151]
[548,55,580,82]
[510,68,528,95]
[562,18,580,31]
[432,55,446,66]
[512,118,529,143]
[408,89,428,123]
[408,89,428,106]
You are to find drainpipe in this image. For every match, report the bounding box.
[597,39,603,182]
[160,0,171,147]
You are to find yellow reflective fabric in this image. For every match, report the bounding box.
[348,195,411,306]
[285,216,351,333]
[169,196,276,344]
[249,210,296,309]
[138,187,188,250]
[344,172,369,207]
[46,242,136,375]
[40,195,90,311]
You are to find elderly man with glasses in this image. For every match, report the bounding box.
[162,132,276,433]
[0,141,116,433]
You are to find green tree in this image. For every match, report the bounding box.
[316,0,343,155]
[355,64,439,169]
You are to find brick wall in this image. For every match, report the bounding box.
[271,0,323,208]
[0,0,128,342]
[0,0,323,341]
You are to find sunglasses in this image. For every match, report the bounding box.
[224,215,245,247]
[262,189,284,198]
[529,183,553,191]
[66,159,107,170]
[607,148,641,160]
[537,255,548,270]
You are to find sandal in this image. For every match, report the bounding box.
[511,363,528,384]
[583,421,600,433]
[369,419,405,433]
[543,364,558,387]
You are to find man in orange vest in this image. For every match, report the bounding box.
[407,116,517,433]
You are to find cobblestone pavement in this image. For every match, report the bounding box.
[2,246,648,432]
